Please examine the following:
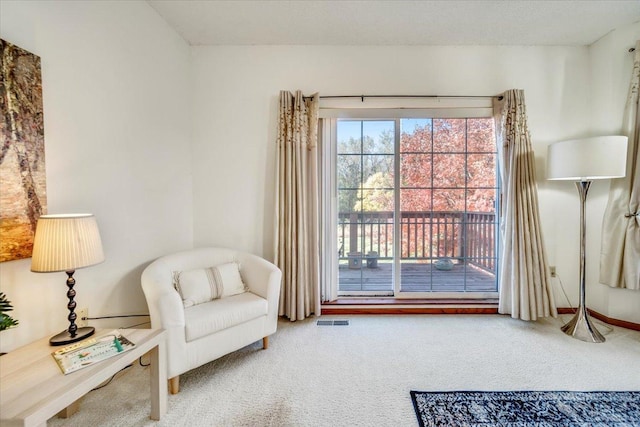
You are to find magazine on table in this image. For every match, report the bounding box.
[51,330,136,375]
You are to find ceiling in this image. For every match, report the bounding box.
[147,0,640,46]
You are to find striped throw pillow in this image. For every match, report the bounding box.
[173,262,247,307]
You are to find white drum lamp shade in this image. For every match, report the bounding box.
[31,214,105,345]
[547,136,628,181]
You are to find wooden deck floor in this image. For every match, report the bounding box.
[338,260,497,293]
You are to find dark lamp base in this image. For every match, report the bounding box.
[49,327,96,346]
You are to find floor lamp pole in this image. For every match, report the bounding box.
[560,181,605,343]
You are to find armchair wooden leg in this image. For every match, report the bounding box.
[263,336,269,349]
[168,376,180,394]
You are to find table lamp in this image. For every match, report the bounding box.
[31,214,105,346]
[547,136,628,342]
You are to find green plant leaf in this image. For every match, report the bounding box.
[0,313,18,331]
[0,292,18,330]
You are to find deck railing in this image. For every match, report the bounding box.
[338,211,497,272]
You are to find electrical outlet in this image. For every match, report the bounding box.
[550,266,556,277]
[77,308,89,327]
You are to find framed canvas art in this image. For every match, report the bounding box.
[0,39,47,262]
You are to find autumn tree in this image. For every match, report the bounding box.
[353,118,496,213]
[354,172,393,211]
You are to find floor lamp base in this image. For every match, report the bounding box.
[561,306,605,343]
[49,326,95,346]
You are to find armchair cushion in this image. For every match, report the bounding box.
[184,291,268,342]
[173,262,247,308]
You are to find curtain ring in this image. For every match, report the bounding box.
[624,212,639,218]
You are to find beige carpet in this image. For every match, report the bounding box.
[48,315,640,427]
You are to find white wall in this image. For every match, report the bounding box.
[587,22,640,323]
[191,45,592,307]
[0,1,193,351]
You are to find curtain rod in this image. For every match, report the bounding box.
[313,94,503,101]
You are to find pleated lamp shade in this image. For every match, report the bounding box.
[547,136,628,181]
[31,214,105,272]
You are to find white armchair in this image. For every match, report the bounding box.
[141,247,281,394]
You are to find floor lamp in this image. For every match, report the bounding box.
[547,136,628,343]
[31,214,105,346]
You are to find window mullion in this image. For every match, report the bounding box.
[393,118,401,294]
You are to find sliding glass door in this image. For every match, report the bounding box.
[337,120,395,295]
[331,116,499,298]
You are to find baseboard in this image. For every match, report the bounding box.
[321,301,640,331]
[557,307,640,332]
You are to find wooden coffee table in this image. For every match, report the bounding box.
[0,328,166,426]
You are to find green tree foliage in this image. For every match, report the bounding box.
[0,292,18,331]
[337,129,393,212]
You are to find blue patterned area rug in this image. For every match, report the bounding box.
[410,390,640,427]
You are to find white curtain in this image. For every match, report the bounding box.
[275,90,321,320]
[494,90,557,320]
[600,41,640,291]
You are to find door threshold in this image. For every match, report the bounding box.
[325,297,498,305]
[321,297,498,315]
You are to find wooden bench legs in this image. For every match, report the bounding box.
[57,398,82,418]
